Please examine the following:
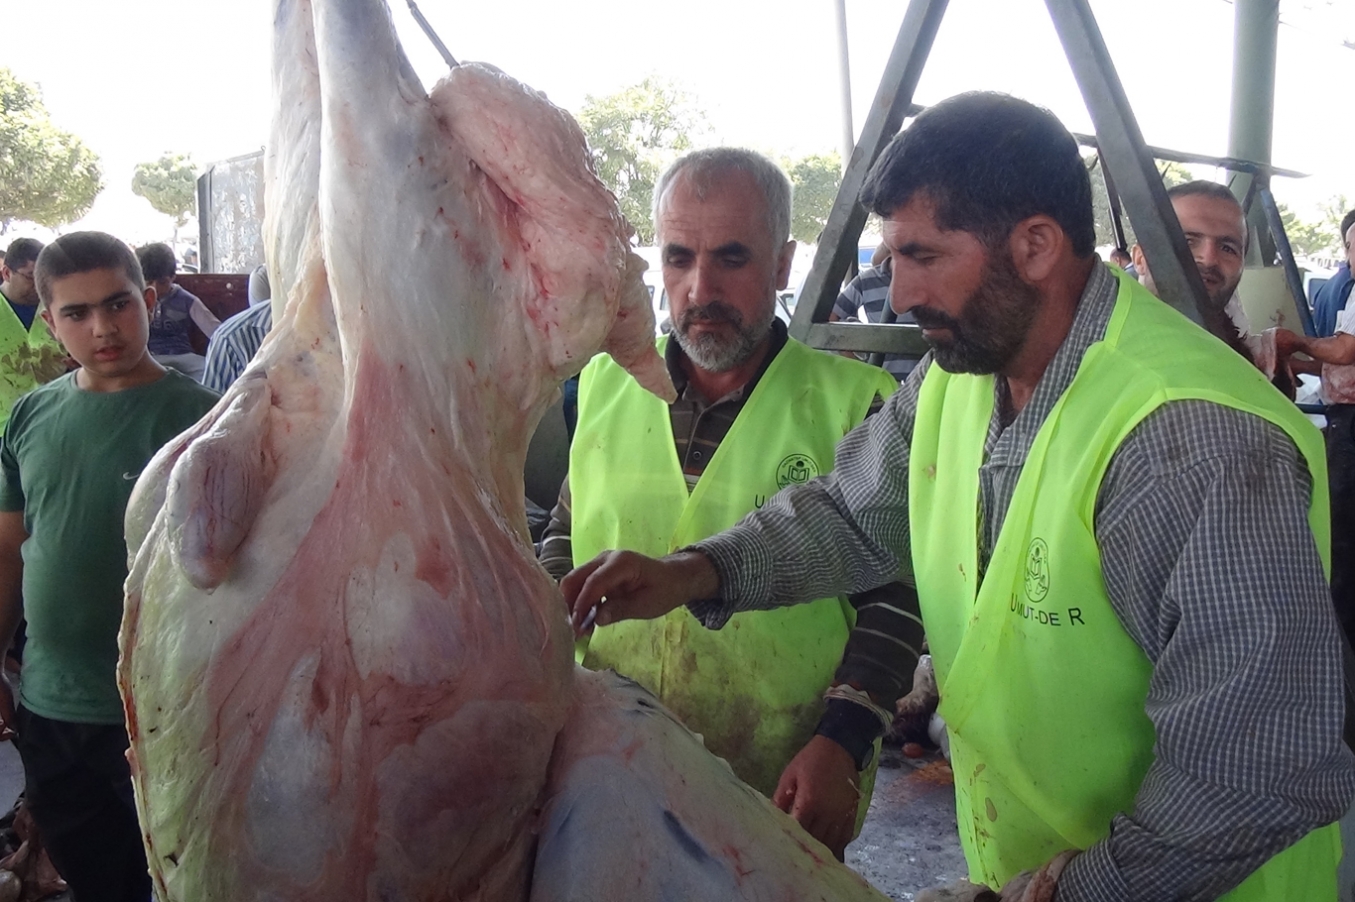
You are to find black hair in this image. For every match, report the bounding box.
[1341,210,1355,247]
[3,238,44,271]
[34,232,145,308]
[135,243,178,282]
[860,92,1096,257]
[1166,180,1242,209]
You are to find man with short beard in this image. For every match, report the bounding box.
[539,148,912,858]
[1130,181,1268,361]
[564,95,1352,900]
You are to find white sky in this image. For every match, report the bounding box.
[4,0,1352,249]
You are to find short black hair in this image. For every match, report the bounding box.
[135,243,178,282]
[860,92,1096,257]
[35,232,145,308]
[3,238,44,271]
[1166,180,1242,209]
[1341,210,1355,247]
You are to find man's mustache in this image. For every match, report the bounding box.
[911,307,962,333]
[1197,265,1224,285]
[680,301,744,328]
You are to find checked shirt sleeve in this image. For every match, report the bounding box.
[1057,401,1355,901]
[689,360,928,628]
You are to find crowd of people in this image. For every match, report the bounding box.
[0,90,1351,902]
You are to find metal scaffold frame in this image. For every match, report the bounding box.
[790,0,1312,356]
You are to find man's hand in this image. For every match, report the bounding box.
[915,881,998,902]
[0,676,16,742]
[1273,327,1307,360]
[562,549,721,635]
[994,850,1078,902]
[772,735,861,860]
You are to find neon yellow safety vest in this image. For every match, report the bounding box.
[0,296,65,430]
[909,270,1340,899]
[572,337,897,801]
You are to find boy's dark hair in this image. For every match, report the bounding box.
[35,232,145,308]
[135,243,178,282]
[859,91,1096,257]
[4,238,44,271]
[1340,210,1355,247]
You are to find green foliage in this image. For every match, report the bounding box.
[1158,161,1193,189]
[132,153,198,226]
[0,68,103,230]
[1087,157,1202,249]
[782,152,842,244]
[577,78,705,245]
[1277,196,1350,259]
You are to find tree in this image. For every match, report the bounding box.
[132,153,198,245]
[576,78,706,245]
[782,152,842,244]
[1087,157,1197,249]
[0,68,103,232]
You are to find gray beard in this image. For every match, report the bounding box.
[673,302,775,373]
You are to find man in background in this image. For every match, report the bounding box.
[0,240,67,429]
[203,264,274,393]
[1312,210,1355,338]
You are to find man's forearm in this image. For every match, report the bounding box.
[0,548,22,656]
[1294,332,1355,367]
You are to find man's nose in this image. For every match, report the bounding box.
[889,273,920,316]
[1195,239,1220,268]
[92,310,119,335]
[687,260,719,306]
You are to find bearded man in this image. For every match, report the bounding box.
[538,148,914,858]
[564,97,1353,900]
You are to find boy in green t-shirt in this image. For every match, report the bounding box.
[0,232,218,902]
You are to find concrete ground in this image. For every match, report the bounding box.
[847,746,969,900]
[0,740,21,816]
[849,745,1355,902]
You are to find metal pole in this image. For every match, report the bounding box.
[833,0,856,169]
[792,0,949,347]
[833,0,860,282]
[1044,0,1213,327]
[1227,0,1279,260]
[1258,187,1318,337]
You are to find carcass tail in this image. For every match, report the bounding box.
[605,253,676,403]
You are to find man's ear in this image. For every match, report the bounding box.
[143,286,157,316]
[0,265,11,283]
[775,240,797,291]
[39,308,53,332]
[1131,243,1150,283]
[1007,215,1064,283]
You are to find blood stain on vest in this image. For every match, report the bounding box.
[985,797,998,822]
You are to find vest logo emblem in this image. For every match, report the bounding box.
[1024,537,1050,603]
[776,454,819,489]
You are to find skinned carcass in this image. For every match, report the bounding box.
[118,0,889,899]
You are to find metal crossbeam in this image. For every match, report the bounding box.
[791,0,1266,359]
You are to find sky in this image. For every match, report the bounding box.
[3,0,1352,251]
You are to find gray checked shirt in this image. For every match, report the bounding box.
[693,263,1355,901]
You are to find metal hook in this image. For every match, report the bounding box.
[405,0,459,69]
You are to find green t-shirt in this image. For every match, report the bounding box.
[0,370,219,724]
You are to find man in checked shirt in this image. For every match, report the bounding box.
[565,93,1355,901]
[539,147,921,859]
